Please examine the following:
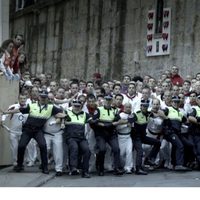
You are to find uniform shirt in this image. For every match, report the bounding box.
[63,110,91,139]
[20,103,62,130]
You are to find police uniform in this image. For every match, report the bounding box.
[188,103,200,168]
[132,99,161,175]
[163,96,191,171]
[63,100,91,178]
[93,95,123,176]
[14,90,62,174]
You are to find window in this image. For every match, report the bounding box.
[15,0,24,11]
[155,0,164,34]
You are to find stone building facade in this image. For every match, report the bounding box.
[9,0,200,81]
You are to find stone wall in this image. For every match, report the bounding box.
[9,0,200,81]
[0,76,19,165]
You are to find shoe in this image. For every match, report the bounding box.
[144,159,156,166]
[82,172,91,178]
[26,161,34,167]
[13,165,24,172]
[113,168,124,175]
[135,168,148,175]
[38,164,42,169]
[98,171,104,176]
[70,168,80,175]
[125,170,132,174]
[174,165,192,171]
[56,171,62,176]
[42,168,49,174]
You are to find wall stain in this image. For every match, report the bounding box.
[56,5,64,80]
[83,0,91,79]
[95,0,103,74]
[113,0,127,80]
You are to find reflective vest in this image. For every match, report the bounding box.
[135,111,149,125]
[167,106,183,131]
[64,110,87,139]
[98,106,116,122]
[67,110,86,125]
[167,107,183,121]
[192,106,200,118]
[29,103,53,119]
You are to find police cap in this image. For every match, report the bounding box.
[141,99,150,107]
[104,94,113,100]
[39,90,48,98]
[172,96,180,102]
[72,100,82,106]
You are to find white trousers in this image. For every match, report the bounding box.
[118,134,133,171]
[44,132,63,172]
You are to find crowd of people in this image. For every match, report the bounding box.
[1,34,200,179]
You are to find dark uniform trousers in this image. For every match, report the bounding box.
[66,138,91,173]
[95,134,121,171]
[188,135,200,164]
[164,132,184,166]
[17,129,48,169]
[132,135,161,168]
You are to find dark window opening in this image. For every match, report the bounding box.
[155,0,164,34]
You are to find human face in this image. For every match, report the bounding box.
[172,86,179,96]
[56,88,65,99]
[19,95,27,106]
[183,81,191,92]
[123,76,131,84]
[128,84,136,96]
[162,82,170,91]
[124,103,132,114]
[31,87,39,99]
[18,54,25,63]
[102,83,110,94]
[70,83,79,95]
[148,78,156,88]
[87,98,96,108]
[151,99,160,112]
[79,81,86,90]
[142,88,150,100]
[113,86,121,95]
[7,42,14,53]
[171,66,179,76]
[114,96,123,107]
[189,93,197,103]
[48,93,54,104]
[86,83,94,93]
[14,35,23,47]
[50,82,57,93]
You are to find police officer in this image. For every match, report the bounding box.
[93,94,124,176]
[132,99,161,175]
[2,90,65,174]
[163,96,191,171]
[188,94,200,169]
[63,100,92,178]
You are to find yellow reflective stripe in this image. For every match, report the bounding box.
[135,112,148,125]
[67,111,86,125]
[168,107,183,121]
[193,106,200,117]
[29,103,53,119]
[99,106,115,122]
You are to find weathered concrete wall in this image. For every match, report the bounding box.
[0,77,19,165]
[0,0,9,44]
[9,0,200,80]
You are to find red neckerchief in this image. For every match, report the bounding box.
[87,105,97,115]
[124,93,137,100]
